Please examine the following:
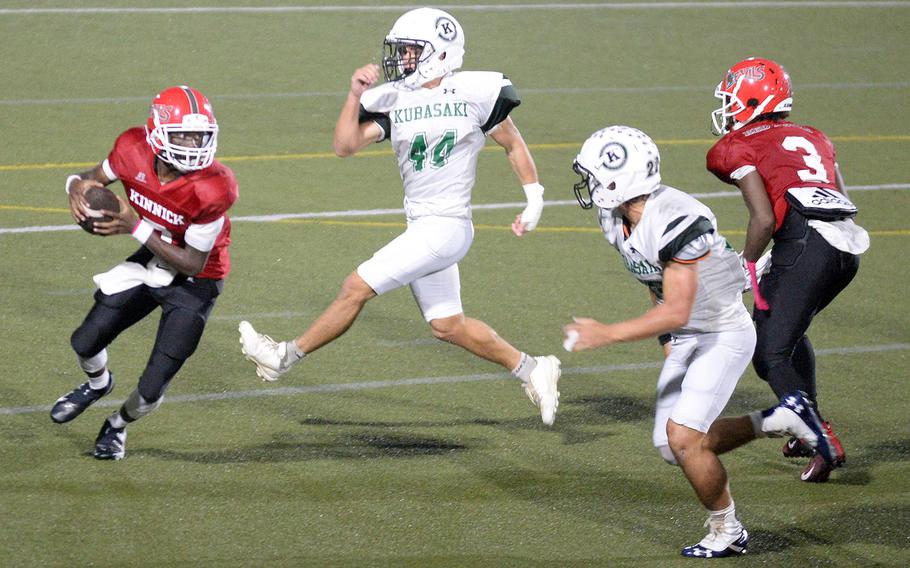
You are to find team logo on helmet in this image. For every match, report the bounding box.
[436,17,457,41]
[600,142,627,170]
[725,64,766,89]
[150,104,174,122]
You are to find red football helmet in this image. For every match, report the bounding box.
[145,86,218,172]
[711,57,792,135]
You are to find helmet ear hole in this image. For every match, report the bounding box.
[607,181,616,190]
[439,52,447,61]
[746,97,759,108]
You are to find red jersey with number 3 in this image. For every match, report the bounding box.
[106,127,238,279]
[707,120,839,230]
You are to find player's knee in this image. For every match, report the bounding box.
[70,325,101,359]
[338,272,376,306]
[657,445,679,466]
[752,334,792,380]
[752,349,783,381]
[666,420,702,459]
[429,314,464,343]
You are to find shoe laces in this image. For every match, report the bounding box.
[523,381,540,405]
[259,332,277,349]
[254,332,284,359]
[703,516,741,540]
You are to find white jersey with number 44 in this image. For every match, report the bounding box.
[359,71,519,220]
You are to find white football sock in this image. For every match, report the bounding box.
[88,371,110,391]
[79,350,110,390]
[283,341,306,367]
[78,349,107,374]
[709,501,742,532]
[511,353,537,382]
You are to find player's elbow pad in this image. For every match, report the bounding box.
[520,183,544,231]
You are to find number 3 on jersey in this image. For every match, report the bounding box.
[409,130,457,172]
[782,136,830,183]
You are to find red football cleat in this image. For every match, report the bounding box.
[800,454,833,482]
[821,421,846,465]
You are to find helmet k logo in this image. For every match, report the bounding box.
[436,17,457,40]
[600,142,627,170]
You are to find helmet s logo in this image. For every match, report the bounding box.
[436,17,457,41]
[725,64,766,89]
[600,142,627,171]
[151,104,174,123]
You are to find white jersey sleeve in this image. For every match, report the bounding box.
[458,72,521,134]
[656,214,715,263]
[359,83,399,142]
[184,216,225,252]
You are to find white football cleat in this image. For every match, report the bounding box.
[524,355,561,426]
[681,518,748,558]
[238,321,291,382]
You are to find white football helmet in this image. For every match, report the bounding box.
[572,126,662,210]
[382,8,465,89]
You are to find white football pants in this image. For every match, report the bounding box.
[357,215,474,322]
[652,321,756,448]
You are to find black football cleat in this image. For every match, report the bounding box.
[782,436,816,458]
[93,419,127,460]
[50,374,114,424]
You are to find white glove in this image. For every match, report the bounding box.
[519,182,544,231]
[738,250,772,292]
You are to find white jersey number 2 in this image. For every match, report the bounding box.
[782,136,830,183]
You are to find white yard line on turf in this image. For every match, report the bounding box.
[3,82,909,106]
[1,184,907,235]
[3,343,908,416]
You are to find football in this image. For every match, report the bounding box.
[78,186,120,234]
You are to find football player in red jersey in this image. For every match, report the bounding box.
[50,86,238,460]
[707,58,870,482]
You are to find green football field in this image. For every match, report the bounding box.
[1,1,908,566]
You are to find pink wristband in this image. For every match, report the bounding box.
[132,219,155,244]
[746,261,770,311]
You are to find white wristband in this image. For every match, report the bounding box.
[520,182,545,231]
[65,175,82,195]
[522,182,545,199]
[132,219,155,244]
